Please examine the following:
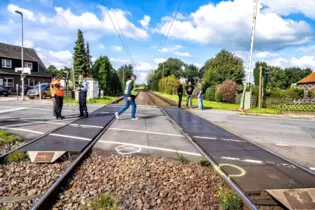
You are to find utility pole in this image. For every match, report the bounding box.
[162,63,165,92]
[258,66,262,108]
[15,10,24,100]
[241,0,259,109]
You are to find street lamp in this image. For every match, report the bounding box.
[15,10,24,100]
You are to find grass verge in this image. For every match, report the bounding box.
[64,96,119,104]
[155,92,239,111]
[83,193,118,210]
[0,130,22,145]
[215,186,242,210]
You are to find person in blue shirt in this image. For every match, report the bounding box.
[77,74,89,118]
[115,75,139,120]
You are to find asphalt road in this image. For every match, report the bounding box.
[192,109,315,171]
[0,102,103,141]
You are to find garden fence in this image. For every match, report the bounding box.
[266,98,315,113]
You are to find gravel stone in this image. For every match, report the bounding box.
[0,159,70,209]
[52,152,223,209]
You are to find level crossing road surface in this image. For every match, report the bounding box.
[164,107,315,205]
[93,105,201,161]
[191,109,315,172]
[0,103,103,141]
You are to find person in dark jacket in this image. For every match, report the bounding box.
[177,80,183,108]
[186,81,194,109]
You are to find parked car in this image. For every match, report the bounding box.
[0,86,9,97]
[27,83,51,99]
[9,85,33,96]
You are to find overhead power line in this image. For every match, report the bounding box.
[151,0,183,69]
[104,1,136,67]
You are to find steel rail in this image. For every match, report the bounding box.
[146,91,258,210]
[0,97,123,160]
[150,92,315,177]
[30,95,130,209]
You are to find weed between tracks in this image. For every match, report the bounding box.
[83,193,118,210]
[215,186,242,210]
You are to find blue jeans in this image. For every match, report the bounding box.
[117,96,137,118]
[198,95,204,110]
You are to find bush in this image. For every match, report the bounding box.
[270,87,304,99]
[84,193,118,210]
[215,186,242,210]
[199,157,210,166]
[216,80,238,103]
[215,91,222,102]
[176,152,190,164]
[158,75,178,94]
[5,151,27,163]
[205,86,216,101]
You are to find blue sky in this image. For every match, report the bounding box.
[1,0,315,83]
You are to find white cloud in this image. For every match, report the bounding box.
[255,51,279,58]
[35,48,72,69]
[8,19,14,24]
[139,15,151,28]
[7,4,149,40]
[174,51,191,57]
[161,45,182,52]
[261,0,315,20]
[154,58,167,64]
[154,0,313,51]
[112,45,122,52]
[298,45,315,54]
[7,4,36,21]
[15,40,34,48]
[268,56,315,70]
[99,44,105,49]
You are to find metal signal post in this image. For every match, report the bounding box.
[241,0,259,109]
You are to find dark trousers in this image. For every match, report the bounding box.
[79,91,88,116]
[178,94,182,108]
[55,96,64,117]
[52,97,56,117]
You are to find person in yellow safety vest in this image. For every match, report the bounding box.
[54,76,65,120]
[115,75,139,120]
[50,77,57,118]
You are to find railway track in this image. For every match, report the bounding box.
[146,91,315,210]
[0,97,124,210]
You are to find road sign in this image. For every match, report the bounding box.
[21,73,27,78]
[15,67,31,74]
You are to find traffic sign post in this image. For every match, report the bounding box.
[16,84,19,100]
[15,67,31,100]
[38,82,41,100]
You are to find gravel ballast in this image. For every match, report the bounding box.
[53,152,223,210]
[0,160,71,209]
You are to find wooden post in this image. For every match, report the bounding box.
[258,66,263,108]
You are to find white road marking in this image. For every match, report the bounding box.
[49,133,91,141]
[0,106,75,112]
[115,145,142,155]
[0,126,44,134]
[108,128,184,137]
[243,159,263,164]
[70,124,103,129]
[0,108,27,114]
[193,136,217,140]
[221,156,240,160]
[275,143,290,147]
[222,138,246,143]
[97,140,202,156]
[310,167,315,171]
[193,136,246,143]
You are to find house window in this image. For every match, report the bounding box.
[24,62,33,70]
[2,59,12,68]
[28,78,35,86]
[4,78,14,87]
